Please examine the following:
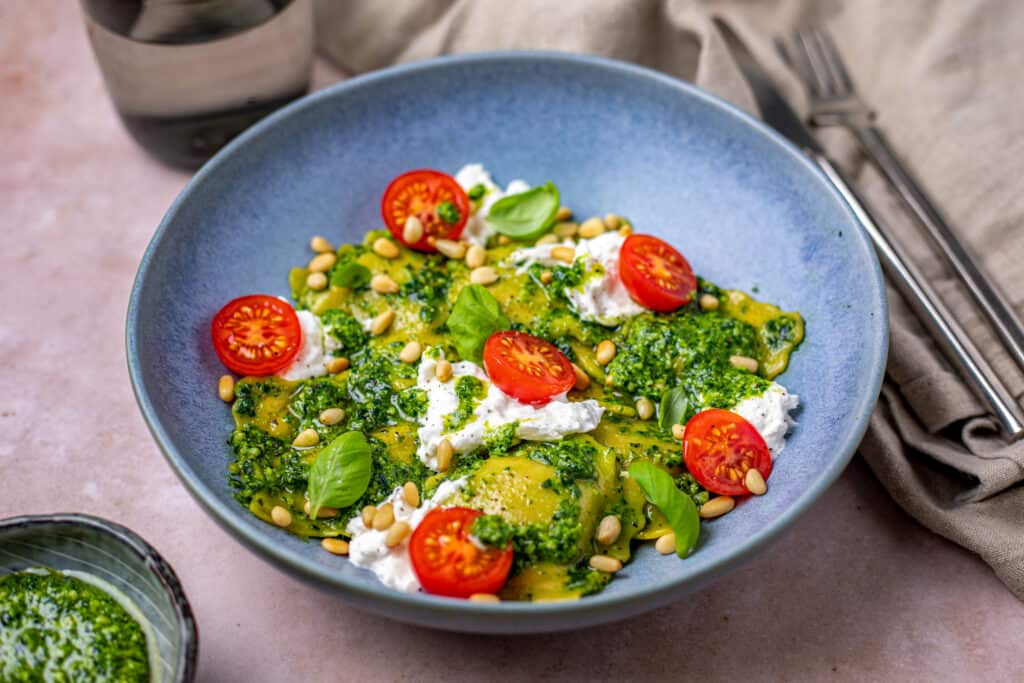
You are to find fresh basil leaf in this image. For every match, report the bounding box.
[487,182,560,240]
[658,387,689,432]
[330,261,371,290]
[307,431,372,516]
[628,461,700,558]
[446,284,511,363]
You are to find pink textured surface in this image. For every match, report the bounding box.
[2,2,1023,681]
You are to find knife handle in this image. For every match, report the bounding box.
[811,152,1024,440]
[853,125,1024,376]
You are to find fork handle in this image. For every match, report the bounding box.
[852,124,1024,375]
[812,152,1024,440]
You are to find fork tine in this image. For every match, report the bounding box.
[775,37,821,98]
[791,30,834,98]
[812,28,855,95]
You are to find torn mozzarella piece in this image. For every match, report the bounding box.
[455,163,530,247]
[415,351,604,469]
[732,382,799,457]
[509,230,645,326]
[345,478,466,592]
[277,310,338,381]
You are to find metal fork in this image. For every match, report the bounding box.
[780,28,1024,379]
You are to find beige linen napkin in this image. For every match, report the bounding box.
[314,0,1024,598]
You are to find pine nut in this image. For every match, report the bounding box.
[572,363,590,391]
[588,555,623,573]
[399,341,423,364]
[655,533,677,555]
[310,236,334,253]
[325,357,350,374]
[372,503,395,531]
[618,224,633,237]
[218,375,235,402]
[699,496,736,519]
[745,468,767,496]
[403,216,424,244]
[729,355,759,373]
[372,237,400,259]
[554,221,578,238]
[308,252,336,273]
[306,272,328,290]
[321,538,349,555]
[579,217,606,238]
[436,239,467,259]
[292,428,320,448]
[370,309,395,335]
[385,521,412,548]
[555,206,573,221]
[636,397,655,420]
[595,515,622,545]
[699,293,720,311]
[497,235,511,246]
[402,482,420,508]
[551,245,575,263]
[603,213,621,230]
[671,423,686,440]
[540,270,554,284]
[304,500,339,518]
[319,407,344,425]
[470,266,498,285]
[361,505,377,527]
[465,244,487,269]
[370,273,399,294]
[595,340,617,365]
[436,439,454,472]
[534,234,558,246]
[435,359,453,382]
[469,593,501,603]
[270,506,292,528]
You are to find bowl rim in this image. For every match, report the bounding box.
[0,512,199,681]
[125,50,888,626]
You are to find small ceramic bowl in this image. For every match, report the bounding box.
[0,513,198,682]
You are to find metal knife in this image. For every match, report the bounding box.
[714,17,1024,439]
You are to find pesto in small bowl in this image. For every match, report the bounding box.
[1,568,155,681]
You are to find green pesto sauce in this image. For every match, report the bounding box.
[605,312,769,407]
[0,570,151,682]
[225,209,805,600]
[443,376,485,432]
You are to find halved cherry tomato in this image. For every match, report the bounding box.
[381,169,471,252]
[618,234,697,311]
[409,507,513,598]
[483,330,576,406]
[211,295,302,376]
[683,409,771,496]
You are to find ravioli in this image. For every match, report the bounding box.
[221,166,805,601]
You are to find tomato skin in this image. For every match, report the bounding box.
[409,507,513,598]
[211,295,302,376]
[618,234,697,312]
[381,169,471,252]
[683,409,771,496]
[483,331,576,406]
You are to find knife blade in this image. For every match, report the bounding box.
[714,18,825,154]
[712,17,1024,439]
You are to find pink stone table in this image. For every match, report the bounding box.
[3,3,1023,681]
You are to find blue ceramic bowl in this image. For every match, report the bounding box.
[127,52,887,633]
[0,514,198,681]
